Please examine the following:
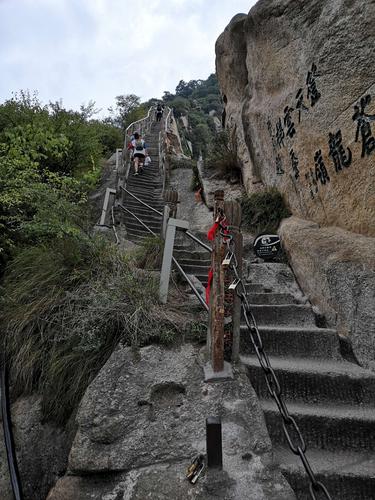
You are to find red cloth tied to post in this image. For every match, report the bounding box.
[205,218,229,304]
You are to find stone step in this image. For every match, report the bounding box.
[239,325,340,359]
[127,170,162,179]
[122,210,162,223]
[124,193,162,205]
[126,232,151,244]
[173,249,211,261]
[128,186,163,195]
[124,219,162,232]
[126,177,161,185]
[245,283,274,294]
[241,355,375,406]
[124,199,164,211]
[274,446,375,500]
[242,304,316,327]
[126,227,157,238]
[121,212,163,225]
[177,264,210,275]
[175,270,208,286]
[261,399,375,452]
[173,257,211,267]
[248,292,300,305]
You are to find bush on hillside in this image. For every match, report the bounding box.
[168,156,196,170]
[0,92,122,265]
[0,236,180,423]
[205,131,241,181]
[240,188,291,234]
[134,235,164,270]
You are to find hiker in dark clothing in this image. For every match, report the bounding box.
[156,103,163,122]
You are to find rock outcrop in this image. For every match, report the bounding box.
[216,0,375,237]
[0,396,73,500]
[47,345,295,499]
[280,216,375,371]
[216,0,375,369]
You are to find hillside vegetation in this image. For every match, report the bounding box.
[0,89,205,424]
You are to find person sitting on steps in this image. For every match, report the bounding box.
[131,132,148,175]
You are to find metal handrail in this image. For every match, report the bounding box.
[111,206,119,244]
[172,257,208,311]
[120,106,155,192]
[1,361,23,500]
[120,186,163,216]
[159,107,173,193]
[118,204,208,311]
[125,106,154,139]
[185,230,212,253]
[118,204,156,236]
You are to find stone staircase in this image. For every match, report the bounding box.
[240,262,375,500]
[121,122,164,243]
[173,242,211,287]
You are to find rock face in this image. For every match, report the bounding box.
[0,395,72,500]
[47,345,295,499]
[216,0,375,237]
[280,216,375,370]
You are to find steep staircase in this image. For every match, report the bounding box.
[121,122,164,243]
[240,261,375,500]
[119,118,375,499]
[173,241,211,287]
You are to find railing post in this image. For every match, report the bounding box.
[224,200,242,362]
[204,191,233,381]
[206,417,223,469]
[115,148,122,171]
[161,205,170,239]
[159,217,189,303]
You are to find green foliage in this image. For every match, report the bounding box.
[0,91,121,265]
[240,188,291,234]
[168,156,196,170]
[205,131,241,181]
[190,163,202,192]
[134,235,164,270]
[0,237,181,423]
[167,97,190,118]
[107,94,146,131]
[162,74,223,160]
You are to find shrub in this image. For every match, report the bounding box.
[134,235,164,270]
[240,188,291,234]
[0,236,180,423]
[168,156,195,170]
[205,131,241,181]
[190,163,202,192]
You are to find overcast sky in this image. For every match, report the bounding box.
[0,0,256,115]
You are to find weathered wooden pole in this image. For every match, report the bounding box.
[210,190,226,373]
[224,200,242,362]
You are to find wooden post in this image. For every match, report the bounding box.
[210,190,225,373]
[224,201,242,362]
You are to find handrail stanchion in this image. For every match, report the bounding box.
[159,218,189,304]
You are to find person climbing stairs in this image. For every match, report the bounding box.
[121,122,164,242]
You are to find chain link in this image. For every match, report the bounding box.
[218,222,332,500]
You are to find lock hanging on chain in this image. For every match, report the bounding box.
[229,278,241,291]
[222,251,234,268]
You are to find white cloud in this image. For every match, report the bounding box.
[0,0,256,113]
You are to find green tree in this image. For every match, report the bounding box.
[108,94,141,130]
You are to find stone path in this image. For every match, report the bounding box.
[121,122,164,242]
[240,261,375,500]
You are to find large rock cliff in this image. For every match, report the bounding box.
[216,0,375,367]
[216,0,375,236]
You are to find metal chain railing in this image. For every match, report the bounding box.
[217,223,332,500]
[1,359,23,500]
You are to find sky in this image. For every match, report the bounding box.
[0,0,257,115]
